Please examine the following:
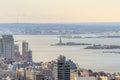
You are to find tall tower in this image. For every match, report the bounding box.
[1,35,14,59]
[27,49,32,62]
[53,55,70,80]
[0,36,3,57]
[59,36,62,44]
[22,41,32,62]
[14,44,22,61]
[22,41,29,60]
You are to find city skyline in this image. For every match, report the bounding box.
[0,35,120,79]
[0,0,120,23]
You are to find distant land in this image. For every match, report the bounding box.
[0,22,120,35]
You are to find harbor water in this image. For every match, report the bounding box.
[14,35,120,73]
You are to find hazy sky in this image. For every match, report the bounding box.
[0,0,120,23]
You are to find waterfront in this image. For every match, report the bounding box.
[14,35,120,73]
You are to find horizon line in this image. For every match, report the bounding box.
[0,22,120,24]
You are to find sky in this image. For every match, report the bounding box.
[0,0,120,23]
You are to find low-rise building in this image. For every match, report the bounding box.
[75,77,96,80]
[115,75,120,80]
[0,70,17,79]
[98,76,108,80]
[70,70,78,80]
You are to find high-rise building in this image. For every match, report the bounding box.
[0,35,14,60]
[22,41,29,60]
[53,55,70,80]
[0,37,3,57]
[27,50,32,62]
[14,44,22,61]
[14,44,19,52]
[22,41,32,62]
[22,41,28,54]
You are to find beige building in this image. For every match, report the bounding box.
[17,68,48,80]
[115,75,120,80]
[70,71,78,80]
[98,76,108,80]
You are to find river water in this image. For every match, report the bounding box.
[14,35,120,73]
